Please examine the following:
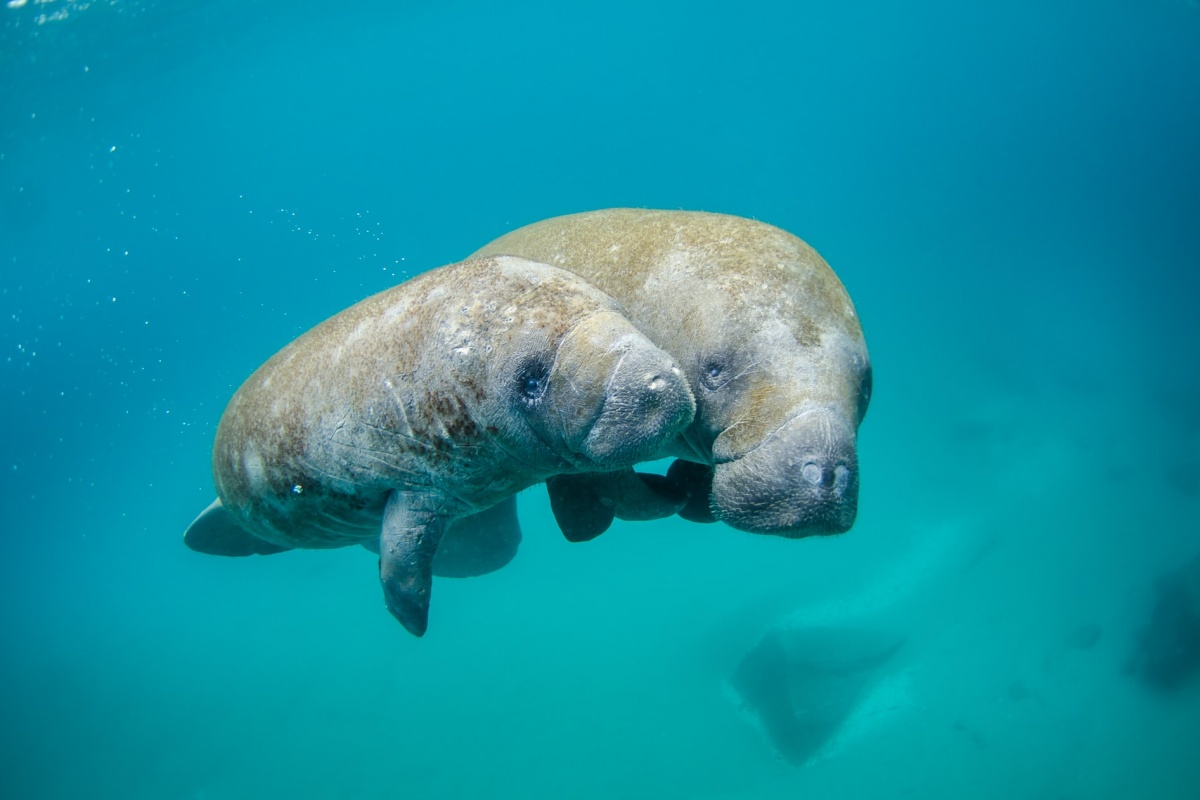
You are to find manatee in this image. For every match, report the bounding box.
[731,626,904,765]
[470,209,871,539]
[183,255,695,636]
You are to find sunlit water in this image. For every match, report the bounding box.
[2,1,1198,798]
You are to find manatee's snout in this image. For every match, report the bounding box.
[581,340,695,468]
[711,408,859,537]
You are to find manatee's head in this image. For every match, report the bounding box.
[546,310,696,469]
[612,213,873,539]
[694,307,871,538]
[468,257,695,475]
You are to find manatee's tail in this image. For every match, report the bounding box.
[183,497,292,556]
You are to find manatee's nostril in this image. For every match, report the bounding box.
[802,462,822,486]
[639,374,667,412]
[834,464,850,486]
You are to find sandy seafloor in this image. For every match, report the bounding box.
[2,1,1199,798]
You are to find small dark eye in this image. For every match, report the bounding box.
[516,361,550,403]
[699,356,731,391]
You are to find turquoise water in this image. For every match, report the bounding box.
[3,0,1199,797]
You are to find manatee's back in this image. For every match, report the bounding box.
[471,208,864,356]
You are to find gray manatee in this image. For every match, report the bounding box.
[183,255,695,636]
[732,625,905,765]
[470,209,871,538]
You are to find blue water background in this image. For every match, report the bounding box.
[2,1,1199,797]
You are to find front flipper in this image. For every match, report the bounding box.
[379,490,448,637]
[547,469,692,542]
[611,470,688,521]
[183,498,292,556]
[665,460,717,523]
[432,496,522,578]
[547,473,616,542]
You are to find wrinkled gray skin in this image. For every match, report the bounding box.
[471,210,871,538]
[183,255,695,636]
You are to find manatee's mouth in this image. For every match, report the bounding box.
[581,355,695,469]
[548,312,695,472]
[710,408,859,537]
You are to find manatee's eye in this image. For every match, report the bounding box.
[515,359,550,405]
[699,355,732,391]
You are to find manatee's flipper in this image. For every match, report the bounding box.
[379,490,448,637]
[665,459,718,523]
[547,473,617,542]
[548,468,694,541]
[432,496,523,578]
[366,497,523,576]
[731,626,905,765]
[612,470,688,521]
[183,498,292,556]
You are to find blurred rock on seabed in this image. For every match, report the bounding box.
[1127,551,1200,691]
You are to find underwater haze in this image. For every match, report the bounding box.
[3,0,1199,797]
